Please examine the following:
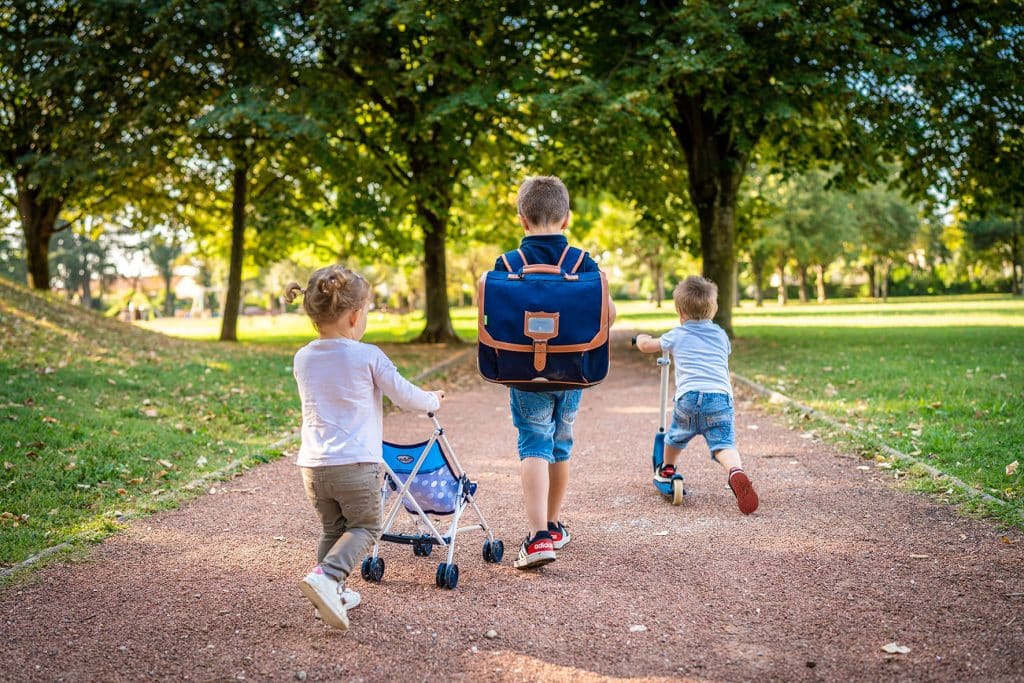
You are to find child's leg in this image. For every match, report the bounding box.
[712,448,758,515]
[662,392,697,475]
[521,456,551,534]
[548,390,581,524]
[309,464,382,580]
[547,460,569,524]
[299,464,380,630]
[663,443,683,467]
[511,389,558,535]
[712,447,742,472]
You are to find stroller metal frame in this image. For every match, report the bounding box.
[360,412,503,590]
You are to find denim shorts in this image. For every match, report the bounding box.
[666,391,737,456]
[509,388,582,464]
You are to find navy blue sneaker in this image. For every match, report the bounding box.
[548,521,571,550]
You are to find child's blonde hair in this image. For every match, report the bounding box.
[283,264,370,330]
[674,276,718,320]
[517,176,570,227]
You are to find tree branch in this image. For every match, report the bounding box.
[0,190,17,210]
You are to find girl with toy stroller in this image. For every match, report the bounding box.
[285,265,445,630]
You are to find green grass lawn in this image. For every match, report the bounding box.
[621,295,1024,521]
[0,281,451,569]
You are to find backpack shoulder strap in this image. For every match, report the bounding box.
[558,246,587,274]
[501,249,527,273]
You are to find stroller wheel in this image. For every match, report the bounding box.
[413,542,424,557]
[443,564,459,590]
[413,541,433,557]
[483,539,504,563]
[366,557,385,583]
[672,478,685,506]
[360,557,372,581]
[435,563,448,588]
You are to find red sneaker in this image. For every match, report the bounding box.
[655,463,677,483]
[513,532,556,569]
[728,468,759,515]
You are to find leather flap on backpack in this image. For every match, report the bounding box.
[524,312,559,371]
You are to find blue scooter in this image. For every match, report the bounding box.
[634,336,686,505]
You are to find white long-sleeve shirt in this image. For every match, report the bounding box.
[292,338,441,467]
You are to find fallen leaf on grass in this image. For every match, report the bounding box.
[157,459,175,469]
[116,488,128,496]
[42,416,59,424]
[882,642,911,655]
[142,409,158,418]
[1007,460,1020,477]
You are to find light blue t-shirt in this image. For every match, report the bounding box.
[659,320,733,399]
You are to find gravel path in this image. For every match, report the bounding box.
[2,334,1022,682]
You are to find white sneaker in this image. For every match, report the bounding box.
[299,568,349,630]
[314,588,360,620]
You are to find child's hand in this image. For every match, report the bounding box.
[433,390,446,402]
[634,334,659,353]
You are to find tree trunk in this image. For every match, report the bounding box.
[669,93,755,338]
[220,162,247,342]
[752,257,764,307]
[866,264,877,298]
[733,259,740,307]
[776,263,787,305]
[881,260,890,301]
[413,195,459,343]
[163,269,174,317]
[17,181,64,290]
[815,263,827,302]
[81,262,93,309]
[1012,228,1022,296]
[652,258,664,308]
[797,263,808,303]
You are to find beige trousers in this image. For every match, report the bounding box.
[300,463,382,581]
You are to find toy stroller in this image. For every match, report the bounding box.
[633,337,686,505]
[360,412,504,590]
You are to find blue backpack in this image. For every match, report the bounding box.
[477,245,610,391]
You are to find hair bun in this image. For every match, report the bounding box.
[321,270,350,294]
[282,282,304,304]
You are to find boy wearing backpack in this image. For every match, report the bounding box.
[494,176,616,569]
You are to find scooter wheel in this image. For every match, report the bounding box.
[672,478,685,506]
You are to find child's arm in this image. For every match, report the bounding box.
[373,353,444,413]
[634,333,663,354]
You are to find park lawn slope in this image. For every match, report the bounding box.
[619,297,1024,522]
[0,280,442,568]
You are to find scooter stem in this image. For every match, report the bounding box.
[657,351,670,433]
